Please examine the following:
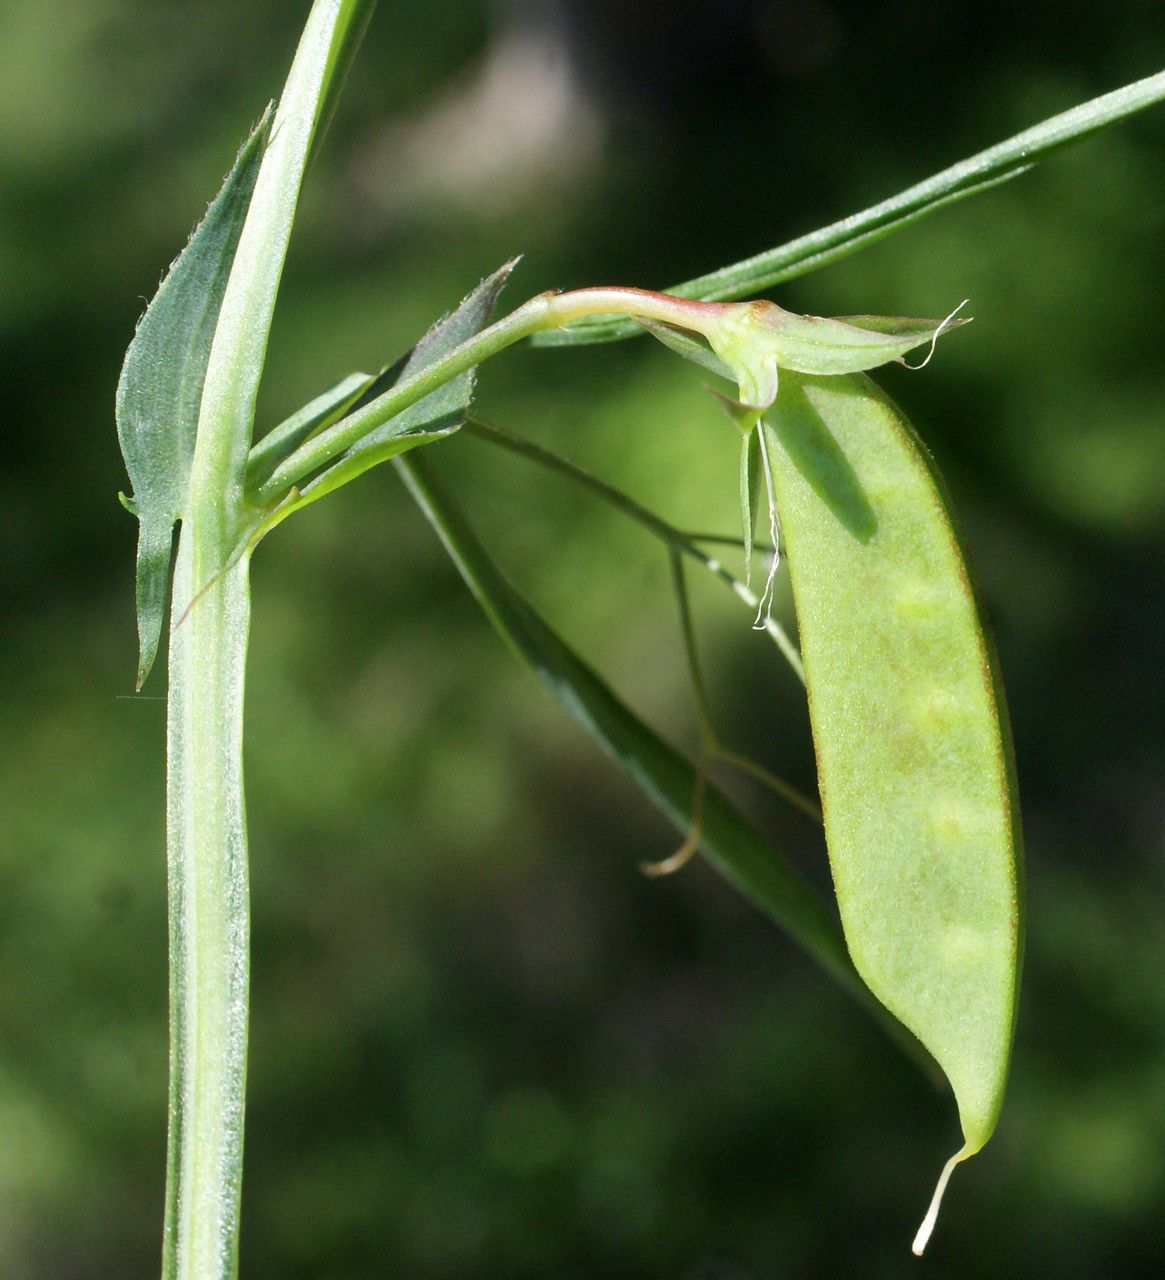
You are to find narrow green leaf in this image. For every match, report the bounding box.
[393,450,938,1077]
[246,262,517,525]
[537,67,1165,346]
[763,372,1023,1251]
[115,112,271,689]
[318,262,516,474]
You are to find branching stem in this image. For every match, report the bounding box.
[251,287,735,504]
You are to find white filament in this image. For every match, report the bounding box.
[912,1146,967,1256]
[901,299,970,371]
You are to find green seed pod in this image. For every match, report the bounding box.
[762,371,1023,1253]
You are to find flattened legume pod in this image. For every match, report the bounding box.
[762,371,1023,1253]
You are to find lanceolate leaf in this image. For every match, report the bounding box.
[762,372,1023,1252]
[115,111,271,689]
[311,262,517,483]
[245,262,517,533]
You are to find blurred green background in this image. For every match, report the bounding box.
[3,1,1165,1276]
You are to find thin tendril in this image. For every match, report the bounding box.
[641,550,819,878]
[463,419,804,685]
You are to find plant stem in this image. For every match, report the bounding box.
[158,11,376,1269]
[251,288,731,504]
[154,10,378,1275]
[164,520,252,1280]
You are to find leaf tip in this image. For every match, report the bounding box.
[134,627,160,692]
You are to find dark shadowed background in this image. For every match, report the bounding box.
[2,1,1165,1276]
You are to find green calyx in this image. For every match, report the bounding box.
[702,300,969,410]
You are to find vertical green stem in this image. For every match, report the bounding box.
[156,7,376,1274]
[163,518,252,1280]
